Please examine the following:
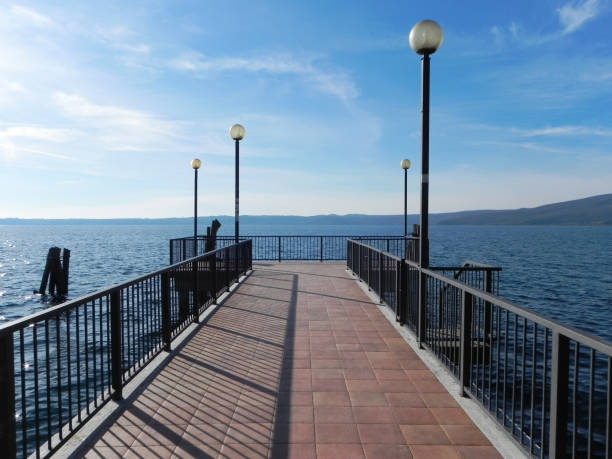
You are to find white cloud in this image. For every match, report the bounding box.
[0,125,76,161]
[515,125,612,137]
[557,0,600,34]
[94,25,150,54]
[170,52,359,102]
[0,126,74,142]
[52,92,212,153]
[10,5,53,27]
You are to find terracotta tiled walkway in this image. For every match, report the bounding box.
[82,263,501,459]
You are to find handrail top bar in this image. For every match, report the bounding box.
[460,260,503,270]
[349,238,612,355]
[171,235,417,240]
[347,238,403,262]
[0,240,252,336]
[430,266,502,272]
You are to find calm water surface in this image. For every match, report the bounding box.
[1,224,610,342]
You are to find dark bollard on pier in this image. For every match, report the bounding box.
[36,247,70,296]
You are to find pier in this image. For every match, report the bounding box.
[1,236,611,458]
[73,263,501,458]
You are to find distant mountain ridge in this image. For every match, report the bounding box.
[1,193,610,226]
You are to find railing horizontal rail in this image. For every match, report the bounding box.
[0,240,253,459]
[170,235,419,264]
[347,238,612,458]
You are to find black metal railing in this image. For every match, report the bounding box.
[170,235,419,264]
[0,240,252,459]
[347,239,612,459]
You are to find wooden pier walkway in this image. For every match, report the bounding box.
[80,263,500,459]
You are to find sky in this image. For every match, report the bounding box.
[0,0,611,218]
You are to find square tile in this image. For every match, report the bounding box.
[357,423,404,444]
[385,392,425,407]
[400,425,450,445]
[352,407,394,424]
[316,443,365,459]
[313,391,351,406]
[441,425,490,445]
[314,406,355,424]
[362,444,413,459]
[272,423,315,444]
[315,423,360,443]
[349,392,388,407]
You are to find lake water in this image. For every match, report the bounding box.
[1,223,611,342]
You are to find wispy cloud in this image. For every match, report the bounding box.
[0,125,76,161]
[94,25,150,54]
[487,0,602,48]
[10,5,53,27]
[52,92,209,153]
[169,52,359,102]
[557,0,600,34]
[515,125,612,137]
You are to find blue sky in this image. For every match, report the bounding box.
[0,0,610,218]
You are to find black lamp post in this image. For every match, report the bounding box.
[190,158,201,257]
[230,124,245,244]
[409,20,443,346]
[409,19,443,269]
[400,159,411,237]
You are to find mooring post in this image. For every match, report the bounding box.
[61,248,70,295]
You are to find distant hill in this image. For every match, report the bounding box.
[1,193,610,226]
[436,194,612,225]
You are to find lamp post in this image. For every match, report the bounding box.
[400,159,411,237]
[230,124,245,244]
[409,19,443,269]
[190,158,201,257]
[409,20,443,347]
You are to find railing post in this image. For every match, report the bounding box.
[484,270,493,338]
[192,259,199,323]
[387,239,390,254]
[417,270,427,348]
[320,236,323,262]
[0,333,16,459]
[212,253,217,304]
[169,240,173,265]
[379,253,384,304]
[358,243,362,279]
[110,290,123,400]
[398,260,406,324]
[549,332,570,459]
[367,248,372,290]
[161,272,171,352]
[278,236,281,263]
[460,290,473,397]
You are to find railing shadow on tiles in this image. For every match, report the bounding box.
[0,240,252,459]
[346,238,612,459]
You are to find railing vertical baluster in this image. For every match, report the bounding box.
[550,331,570,459]
[0,333,16,459]
[379,253,383,303]
[278,236,281,262]
[398,260,406,324]
[367,248,372,289]
[418,270,427,348]
[193,258,199,323]
[484,270,492,339]
[212,254,217,304]
[460,290,473,396]
[110,291,122,400]
[161,273,171,352]
[607,356,611,459]
[320,236,323,262]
